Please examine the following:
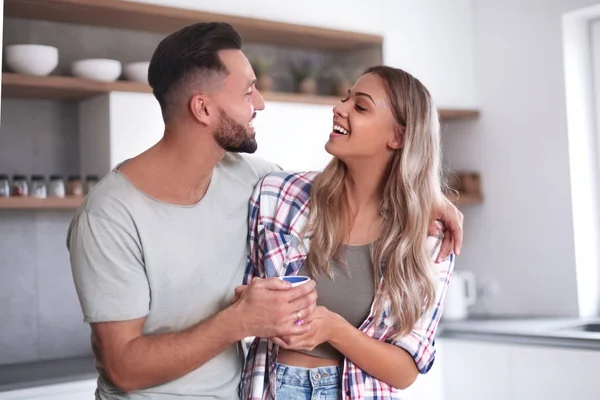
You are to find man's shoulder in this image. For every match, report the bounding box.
[72,171,139,223]
[219,153,281,180]
[67,172,140,249]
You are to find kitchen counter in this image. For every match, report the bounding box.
[438,316,600,350]
[0,356,96,393]
[3,317,600,394]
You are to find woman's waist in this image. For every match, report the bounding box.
[277,347,343,368]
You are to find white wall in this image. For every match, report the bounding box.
[562,9,600,317]
[124,0,478,110]
[443,0,600,317]
[123,0,384,35]
[382,0,478,109]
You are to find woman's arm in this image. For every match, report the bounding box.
[329,314,419,389]
[274,249,454,389]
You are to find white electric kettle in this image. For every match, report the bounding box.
[442,270,477,321]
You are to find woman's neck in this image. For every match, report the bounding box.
[344,160,388,214]
[341,159,389,245]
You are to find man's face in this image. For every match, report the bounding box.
[211,50,265,153]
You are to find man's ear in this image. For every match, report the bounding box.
[388,125,406,150]
[189,94,211,126]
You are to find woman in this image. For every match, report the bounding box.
[240,65,455,399]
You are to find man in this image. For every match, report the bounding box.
[67,22,463,399]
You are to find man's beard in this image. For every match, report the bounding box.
[213,108,257,154]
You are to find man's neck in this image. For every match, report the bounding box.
[118,125,225,206]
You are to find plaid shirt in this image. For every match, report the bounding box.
[240,171,454,400]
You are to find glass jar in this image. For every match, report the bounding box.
[85,175,99,194]
[67,175,84,197]
[11,175,28,197]
[48,175,65,198]
[30,175,47,198]
[0,174,10,198]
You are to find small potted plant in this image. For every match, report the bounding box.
[290,59,318,95]
[326,66,354,97]
[250,57,275,92]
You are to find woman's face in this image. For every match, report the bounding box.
[325,73,403,162]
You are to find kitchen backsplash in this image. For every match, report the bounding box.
[0,97,90,365]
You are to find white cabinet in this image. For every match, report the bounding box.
[382,0,477,109]
[0,379,96,400]
[442,339,600,400]
[79,93,333,175]
[400,340,446,400]
[510,345,600,399]
[78,92,165,176]
[253,102,333,172]
[441,339,511,400]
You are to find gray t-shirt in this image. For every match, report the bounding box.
[66,153,279,400]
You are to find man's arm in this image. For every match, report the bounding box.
[68,211,317,393]
[93,278,316,393]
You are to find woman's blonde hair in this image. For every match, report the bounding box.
[305,65,446,338]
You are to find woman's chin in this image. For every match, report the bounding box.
[324,141,338,157]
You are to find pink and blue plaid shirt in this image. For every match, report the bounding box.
[240,171,454,399]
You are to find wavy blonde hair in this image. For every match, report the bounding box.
[305,66,446,338]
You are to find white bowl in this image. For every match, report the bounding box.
[71,59,122,82]
[123,61,150,83]
[5,44,58,76]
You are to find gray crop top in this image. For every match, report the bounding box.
[295,243,375,361]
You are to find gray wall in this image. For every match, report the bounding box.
[442,0,600,317]
[0,98,90,366]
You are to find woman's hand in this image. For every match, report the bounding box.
[270,306,341,351]
[431,197,464,262]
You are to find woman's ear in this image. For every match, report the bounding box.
[388,125,406,150]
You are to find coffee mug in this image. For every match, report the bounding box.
[279,275,311,287]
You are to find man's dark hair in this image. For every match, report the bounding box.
[148,22,242,120]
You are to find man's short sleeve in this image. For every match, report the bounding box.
[67,211,150,323]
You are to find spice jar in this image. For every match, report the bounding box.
[12,175,28,197]
[67,175,84,196]
[48,175,65,198]
[85,175,99,194]
[30,175,47,198]
[0,174,10,198]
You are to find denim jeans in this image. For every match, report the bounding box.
[275,363,341,400]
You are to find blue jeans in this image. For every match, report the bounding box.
[275,364,341,400]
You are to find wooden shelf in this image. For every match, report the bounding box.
[4,0,383,51]
[0,196,84,210]
[2,73,151,100]
[451,194,484,206]
[439,109,480,120]
[1,73,480,119]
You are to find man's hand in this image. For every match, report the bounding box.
[270,306,340,351]
[430,198,464,262]
[231,277,318,339]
